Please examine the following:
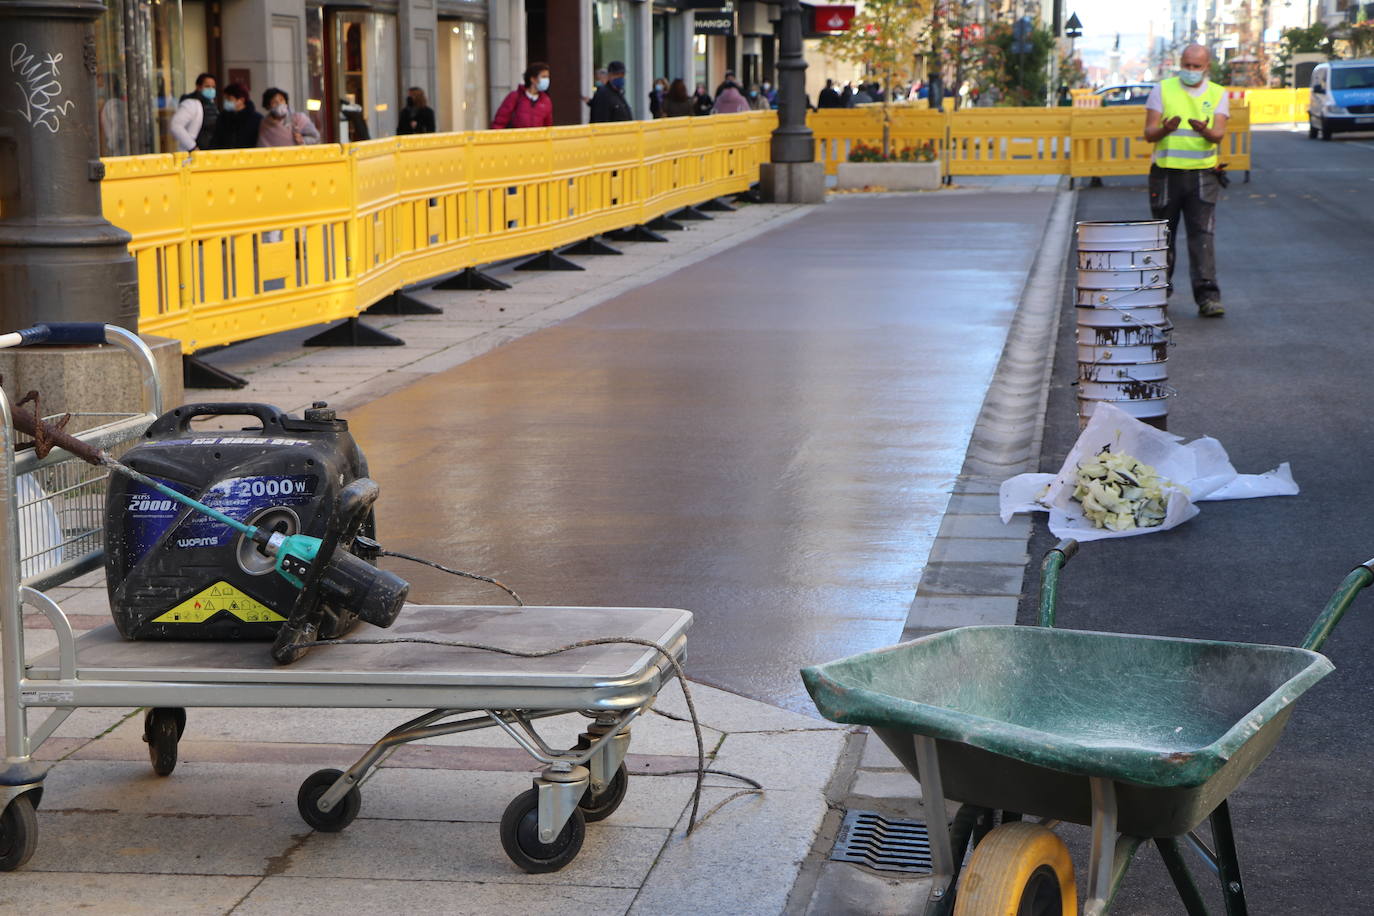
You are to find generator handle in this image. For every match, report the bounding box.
[271,477,380,664]
[146,403,289,437]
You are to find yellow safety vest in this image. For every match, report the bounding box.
[1154,78,1224,170]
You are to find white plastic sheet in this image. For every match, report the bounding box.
[1000,403,1298,541]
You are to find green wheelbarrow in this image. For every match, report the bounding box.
[802,539,1373,915]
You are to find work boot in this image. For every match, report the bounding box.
[1198,300,1225,318]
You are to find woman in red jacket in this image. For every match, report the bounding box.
[491,62,553,129]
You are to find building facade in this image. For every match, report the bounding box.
[92,0,777,157]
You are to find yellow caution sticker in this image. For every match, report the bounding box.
[153,581,286,624]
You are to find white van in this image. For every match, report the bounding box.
[1308,59,1374,140]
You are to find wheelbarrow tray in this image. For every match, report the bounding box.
[802,625,1333,838]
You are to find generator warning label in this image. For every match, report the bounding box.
[153,581,286,624]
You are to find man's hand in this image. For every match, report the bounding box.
[1162,116,1182,133]
[1144,111,1182,143]
[1188,117,1226,143]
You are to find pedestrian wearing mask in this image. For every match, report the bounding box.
[589,60,633,123]
[692,83,714,117]
[397,87,436,134]
[210,83,262,149]
[257,88,321,147]
[762,80,777,108]
[1143,43,1229,317]
[649,78,668,118]
[747,85,770,111]
[170,73,219,152]
[492,63,553,129]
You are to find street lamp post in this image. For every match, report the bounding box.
[762,0,824,203]
[0,0,138,331]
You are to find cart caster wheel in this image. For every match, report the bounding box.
[0,794,38,871]
[297,768,361,832]
[500,787,585,873]
[953,822,1076,916]
[144,707,186,777]
[578,763,628,822]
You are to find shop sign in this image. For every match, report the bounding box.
[812,5,855,33]
[694,10,735,35]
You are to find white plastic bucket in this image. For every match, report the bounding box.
[1077,249,1169,271]
[1078,389,1171,429]
[1077,341,1171,364]
[1078,360,1169,383]
[1076,287,1168,308]
[1076,220,1169,251]
[1076,324,1171,347]
[1076,267,1169,290]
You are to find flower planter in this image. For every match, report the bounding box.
[836,160,943,191]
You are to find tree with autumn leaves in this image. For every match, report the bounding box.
[819,0,929,99]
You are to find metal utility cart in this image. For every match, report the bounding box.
[0,325,691,873]
[803,539,1371,915]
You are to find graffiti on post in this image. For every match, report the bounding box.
[11,43,75,133]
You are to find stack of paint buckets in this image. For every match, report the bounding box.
[1075,220,1172,430]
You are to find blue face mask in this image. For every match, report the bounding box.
[222,100,237,112]
[201,87,216,101]
[536,76,550,92]
[610,76,625,91]
[1178,68,1205,87]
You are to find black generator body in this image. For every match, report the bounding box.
[105,402,375,640]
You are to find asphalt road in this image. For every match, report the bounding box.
[1021,128,1374,913]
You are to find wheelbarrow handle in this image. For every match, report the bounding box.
[1300,559,1374,652]
[1038,539,1079,628]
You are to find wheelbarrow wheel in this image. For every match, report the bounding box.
[144,707,186,777]
[297,768,361,832]
[500,787,585,873]
[0,795,38,871]
[953,822,1076,916]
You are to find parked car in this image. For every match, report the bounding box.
[1308,58,1374,140]
[1093,83,1156,106]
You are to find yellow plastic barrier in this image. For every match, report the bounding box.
[946,109,1074,176]
[1228,87,1310,124]
[808,108,885,176]
[101,112,775,353]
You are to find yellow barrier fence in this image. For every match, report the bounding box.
[810,104,1252,179]
[101,112,775,354]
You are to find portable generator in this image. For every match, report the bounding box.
[105,402,398,641]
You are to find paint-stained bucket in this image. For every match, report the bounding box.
[1077,341,1172,364]
[1077,248,1169,270]
[1075,305,1170,329]
[1076,287,1168,308]
[1077,361,1169,383]
[1076,220,1169,251]
[1076,267,1169,290]
[1076,325,1171,348]
[1078,384,1173,429]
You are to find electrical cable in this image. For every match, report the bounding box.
[378,549,524,606]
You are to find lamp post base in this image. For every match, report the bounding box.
[759,163,826,204]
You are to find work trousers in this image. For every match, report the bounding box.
[1147,165,1222,306]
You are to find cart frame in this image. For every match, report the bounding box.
[0,326,691,871]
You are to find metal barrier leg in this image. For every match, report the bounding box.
[560,237,623,256]
[644,215,685,232]
[697,197,737,212]
[669,205,713,222]
[514,250,585,272]
[432,267,512,291]
[364,289,443,315]
[606,225,669,243]
[303,318,405,348]
[182,354,248,390]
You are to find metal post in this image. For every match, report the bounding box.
[912,736,956,911]
[769,0,813,164]
[0,0,139,331]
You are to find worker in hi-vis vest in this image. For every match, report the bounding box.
[1144,43,1229,318]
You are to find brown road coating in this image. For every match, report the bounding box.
[345,194,1054,713]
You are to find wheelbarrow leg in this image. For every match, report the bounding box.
[1155,836,1211,916]
[912,736,956,915]
[1210,800,1250,916]
[1084,777,1118,913]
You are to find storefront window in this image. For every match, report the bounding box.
[94,0,184,155]
[330,11,399,141]
[593,0,638,103]
[306,7,328,138]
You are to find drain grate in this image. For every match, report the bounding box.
[829,809,934,874]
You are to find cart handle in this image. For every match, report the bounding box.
[1301,560,1374,652]
[0,323,108,350]
[1037,539,1079,628]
